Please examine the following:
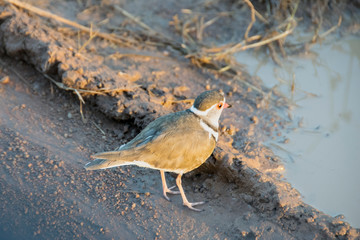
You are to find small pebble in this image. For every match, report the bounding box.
[67,112,72,119]
[336,226,347,236]
[0,76,10,84]
[250,116,259,124]
[335,214,345,220]
[76,68,84,75]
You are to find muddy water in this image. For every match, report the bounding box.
[236,36,360,227]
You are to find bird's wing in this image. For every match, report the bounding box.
[116,114,168,151]
[87,115,172,169]
[138,125,216,173]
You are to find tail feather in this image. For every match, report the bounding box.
[92,151,123,160]
[85,159,109,170]
[85,151,132,170]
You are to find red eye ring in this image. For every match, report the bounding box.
[217,103,223,109]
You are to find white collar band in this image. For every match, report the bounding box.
[199,120,219,141]
[190,105,211,116]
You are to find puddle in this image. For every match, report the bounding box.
[236,36,360,227]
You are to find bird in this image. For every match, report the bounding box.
[85,90,231,211]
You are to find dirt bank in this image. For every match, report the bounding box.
[0,1,359,239]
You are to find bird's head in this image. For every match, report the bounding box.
[190,90,231,128]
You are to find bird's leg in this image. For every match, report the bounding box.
[175,174,205,211]
[160,170,180,201]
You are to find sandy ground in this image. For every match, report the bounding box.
[0,57,293,240]
[0,1,359,239]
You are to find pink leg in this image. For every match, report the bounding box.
[176,174,205,211]
[160,170,180,201]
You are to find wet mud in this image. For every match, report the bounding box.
[0,1,359,239]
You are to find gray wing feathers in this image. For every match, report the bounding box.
[92,151,123,161]
[84,159,109,170]
[85,151,134,170]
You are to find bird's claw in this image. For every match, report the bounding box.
[183,201,205,211]
[168,185,180,193]
[163,185,180,201]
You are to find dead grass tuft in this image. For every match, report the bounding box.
[5,0,351,98]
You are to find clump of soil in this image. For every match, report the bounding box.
[0,0,359,239]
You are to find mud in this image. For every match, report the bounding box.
[0,1,359,239]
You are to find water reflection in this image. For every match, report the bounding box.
[236,36,360,227]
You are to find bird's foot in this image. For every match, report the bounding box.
[163,185,180,201]
[183,201,206,212]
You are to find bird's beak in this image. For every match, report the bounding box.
[223,102,232,109]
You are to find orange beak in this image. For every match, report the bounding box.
[223,102,232,109]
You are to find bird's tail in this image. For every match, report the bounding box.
[84,151,133,170]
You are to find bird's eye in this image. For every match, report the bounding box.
[217,103,223,109]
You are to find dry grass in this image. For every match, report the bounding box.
[5,0,348,99]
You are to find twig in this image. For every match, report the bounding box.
[243,0,259,43]
[113,5,155,34]
[267,42,283,66]
[39,72,136,123]
[196,16,204,41]
[240,27,294,51]
[40,72,137,95]
[254,9,268,24]
[203,16,221,29]
[6,0,136,47]
[78,23,97,53]
[216,24,294,57]
[182,18,197,47]
[41,72,86,104]
[106,52,165,60]
[113,5,169,40]
[74,89,86,104]
[196,15,221,41]
[269,143,298,163]
[79,100,86,123]
[319,15,342,39]
[92,121,106,135]
[286,0,300,32]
